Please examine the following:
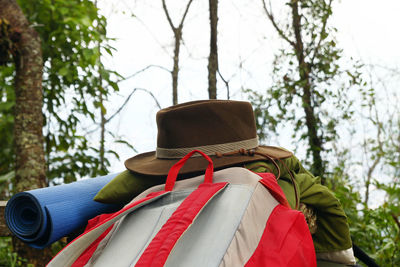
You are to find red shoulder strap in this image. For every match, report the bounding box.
[135,182,228,267]
[257,172,290,208]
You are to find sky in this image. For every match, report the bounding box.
[96,0,400,174]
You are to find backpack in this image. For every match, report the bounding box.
[48,150,316,267]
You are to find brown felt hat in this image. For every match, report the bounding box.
[125,100,292,176]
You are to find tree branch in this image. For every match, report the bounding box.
[310,0,333,66]
[179,0,194,29]
[161,0,176,30]
[120,64,171,82]
[364,86,385,207]
[291,0,305,61]
[364,155,381,207]
[261,0,296,47]
[217,69,230,99]
[161,0,194,105]
[106,87,161,123]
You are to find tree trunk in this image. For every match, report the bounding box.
[172,30,181,105]
[99,91,106,172]
[208,0,218,99]
[162,0,193,106]
[291,0,324,179]
[0,0,53,265]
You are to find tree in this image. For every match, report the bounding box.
[207,0,218,99]
[8,0,122,183]
[249,0,360,179]
[162,0,194,105]
[248,1,398,263]
[0,0,53,265]
[0,0,127,264]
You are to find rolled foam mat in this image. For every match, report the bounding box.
[5,173,122,249]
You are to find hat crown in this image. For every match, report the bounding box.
[125,99,292,176]
[156,100,258,158]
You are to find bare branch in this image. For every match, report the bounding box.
[179,0,194,29]
[364,155,381,207]
[217,69,230,99]
[161,0,194,104]
[161,0,176,30]
[261,0,296,47]
[135,87,162,109]
[105,88,137,123]
[106,87,162,123]
[120,64,171,82]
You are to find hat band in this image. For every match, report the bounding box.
[156,137,259,159]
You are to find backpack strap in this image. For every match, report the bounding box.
[135,149,227,266]
[135,182,228,267]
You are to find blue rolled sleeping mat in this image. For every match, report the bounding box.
[5,173,122,249]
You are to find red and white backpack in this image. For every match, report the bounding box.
[48,150,316,267]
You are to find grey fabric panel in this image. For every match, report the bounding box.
[89,208,164,267]
[164,184,254,267]
[47,193,168,267]
[84,219,120,267]
[220,182,279,267]
[90,190,192,267]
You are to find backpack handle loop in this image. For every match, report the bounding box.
[165,150,214,191]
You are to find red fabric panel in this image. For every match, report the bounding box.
[51,191,166,267]
[135,182,228,267]
[71,224,113,267]
[245,205,316,267]
[257,172,290,208]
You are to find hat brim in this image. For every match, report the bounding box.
[125,145,293,176]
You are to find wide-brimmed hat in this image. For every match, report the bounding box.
[125,100,292,176]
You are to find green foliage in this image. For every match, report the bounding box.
[0,0,127,191]
[19,0,122,181]
[0,0,131,261]
[325,82,400,265]
[0,237,32,267]
[326,147,400,266]
[252,1,400,265]
[335,184,399,266]
[252,0,362,176]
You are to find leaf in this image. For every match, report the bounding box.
[58,66,69,77]
[115,139,136,151]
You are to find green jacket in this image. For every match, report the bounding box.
[243,156,352,254]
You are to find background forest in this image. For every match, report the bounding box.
[0,0,399,266]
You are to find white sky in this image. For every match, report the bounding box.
[97,0,400,173]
